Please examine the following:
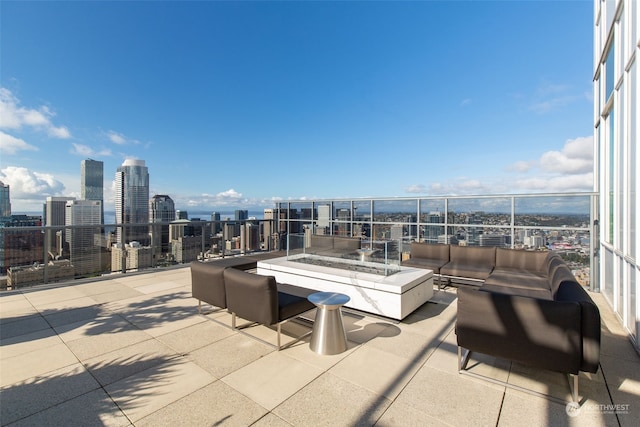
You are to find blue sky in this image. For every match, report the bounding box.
[1,1,595,213]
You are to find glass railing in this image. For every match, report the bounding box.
[1,192,599,291]
[0,219,278,290]
[276,192,599,290]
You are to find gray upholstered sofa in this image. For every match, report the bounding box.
[404,243,600,401]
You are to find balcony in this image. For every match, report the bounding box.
[1,265,638,426]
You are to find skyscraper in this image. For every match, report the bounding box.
[66,199,102,276]
[0,181,11,217]
[81,159,104,223]
[149,194,176,254]
[115,159,150,244]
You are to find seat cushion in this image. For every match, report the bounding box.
[402,258,448,274]
[278,292,315,322]
[440,262,494,280]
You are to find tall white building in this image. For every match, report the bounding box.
[115,159,150,245]
[594,0,639,352]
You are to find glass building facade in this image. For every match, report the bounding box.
[115,159,150,245]
[594,0,639,352]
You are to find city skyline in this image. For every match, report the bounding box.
[1,1,594,212]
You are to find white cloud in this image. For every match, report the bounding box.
[107,130,127,145]
[460,99,472,107]
[404,184,426,194]
[70,143,112,157]
[0,131,38,155]
[184,188,246,207]
[409,135,594,197]
[0,166,65,199]
[0,88,71,138]
[539,136,593,174]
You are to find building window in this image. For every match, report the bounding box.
[605,39,615,101]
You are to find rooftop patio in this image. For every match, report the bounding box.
[1,266,638,426]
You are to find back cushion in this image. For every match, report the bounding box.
[411,243,450,262]
[224,268,278,325]
[495,248,549,273]
[449,245,496,265]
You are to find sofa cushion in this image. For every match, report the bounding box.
[495,248,550,274]
[410,243,450,263]
[480,283,553,300]
[403,258,448,274]
[440,262,494,280]
[484,270,550,291]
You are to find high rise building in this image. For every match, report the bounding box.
[235,209,248,221]
[0,181,11,217]
[45,196,75,257]
[81,159,104,223]
[149,194,176,255]
[65,199,102,276]
[211,211,221,234]
[594,0,639,352]
[115,159,150,245]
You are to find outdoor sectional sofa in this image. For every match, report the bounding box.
[404,242,601,402]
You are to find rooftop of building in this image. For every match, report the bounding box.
[1,265,638,426]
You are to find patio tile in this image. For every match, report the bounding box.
[250,413,294,427]
[600,355,640,427]
[34,296,101,313]
[43,304,108,328]
[8,388,130,427]
[188,333,274,378]
[105,357,215,422]
[0,363,101,425]
[363,322,444,366]
[1,342,79,387]
[0,313,50,340]
[342,313,398,344]
[376,400,450,427]
[282,337,358,371]
[137,380,268,427]
[273,372,391,426]
[83,339,178,386]
[392,365,504,426]
[498,388,617,427]
[0,294,37,319]
[329,344,422,399]
[156,318,235,354]
[222,351,323,410]
[507,362,608,403]
[0,327,62,359]
[54,313,134,343]
[136,281,184,295]
[66,325,153,361]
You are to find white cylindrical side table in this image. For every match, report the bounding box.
[308,291,350,355]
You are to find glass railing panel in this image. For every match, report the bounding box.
[419,198,446,222]
[419,225,445,244]
[333,201,351,221]
[352,200,371,222]
[447,197,512,225]
[514,195,590,226]
[372,199,417,222]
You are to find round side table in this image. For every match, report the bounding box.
[308,292,350,355]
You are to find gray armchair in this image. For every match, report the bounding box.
[223,268,316,350]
